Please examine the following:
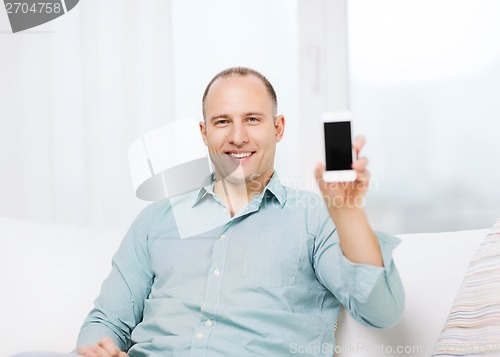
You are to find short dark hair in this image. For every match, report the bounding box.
[202,67,278,119]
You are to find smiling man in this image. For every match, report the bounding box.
[75,67,404,357]
[199,70,284,216]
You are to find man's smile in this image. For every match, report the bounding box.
[225,151,256,161]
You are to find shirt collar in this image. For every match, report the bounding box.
[192,171,287,208]
[263,172,286,208]
[192,172,216,207]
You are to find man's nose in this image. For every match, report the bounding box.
[229,122,249,146]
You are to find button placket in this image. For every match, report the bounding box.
[194,224,233,354]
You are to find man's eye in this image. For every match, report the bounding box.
[214,120,229,126]
[247,117,260,123]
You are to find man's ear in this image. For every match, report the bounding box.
[274,115,285,143]
[199,120,208,146]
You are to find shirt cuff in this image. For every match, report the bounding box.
[339,231,401,303]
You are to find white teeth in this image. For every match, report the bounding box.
[229,152,252,158]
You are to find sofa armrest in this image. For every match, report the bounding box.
[335,229,488,356]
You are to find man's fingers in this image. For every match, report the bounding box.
[314,163,323,182]
[356,168,371,186]
[353,157,370,187]
[98,337,121,355]
[352,135,366,154]
[314,163,324,180]
[352,157,369,172]
[76,346,97,357]
[77,338,124,357]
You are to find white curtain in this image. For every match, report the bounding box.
[1,0,304,231]
[0,1,174,230]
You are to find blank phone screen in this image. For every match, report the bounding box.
[324,121,353,170]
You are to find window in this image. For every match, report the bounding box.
[348,0,500,233]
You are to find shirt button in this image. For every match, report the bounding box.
[196,332,204,339]
[213,269,221,276]
[204,319,213,327]
[219,234,226,240]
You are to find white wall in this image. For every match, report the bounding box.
[170,0,300,181]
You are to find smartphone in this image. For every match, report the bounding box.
[322,111,356,182]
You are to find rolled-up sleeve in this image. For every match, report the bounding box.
[313,207,405,329]
[76,204,156,350]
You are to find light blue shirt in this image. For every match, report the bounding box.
[77,173,404,356]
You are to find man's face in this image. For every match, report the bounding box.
[200,75,284,187]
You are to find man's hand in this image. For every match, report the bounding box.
[77,337,128,357]
[314,135,383,267]
[314,135,370,212]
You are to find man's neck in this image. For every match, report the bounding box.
[213,174,272,217]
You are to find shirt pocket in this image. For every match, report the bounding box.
[149,237,213,293]
[243,231,303,288]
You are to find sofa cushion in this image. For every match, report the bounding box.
[432,218,500,356]
[335,228,488,356]
[0,217,123,356]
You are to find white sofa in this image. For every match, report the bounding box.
[0,216,489,356]
[335,228,488,356]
